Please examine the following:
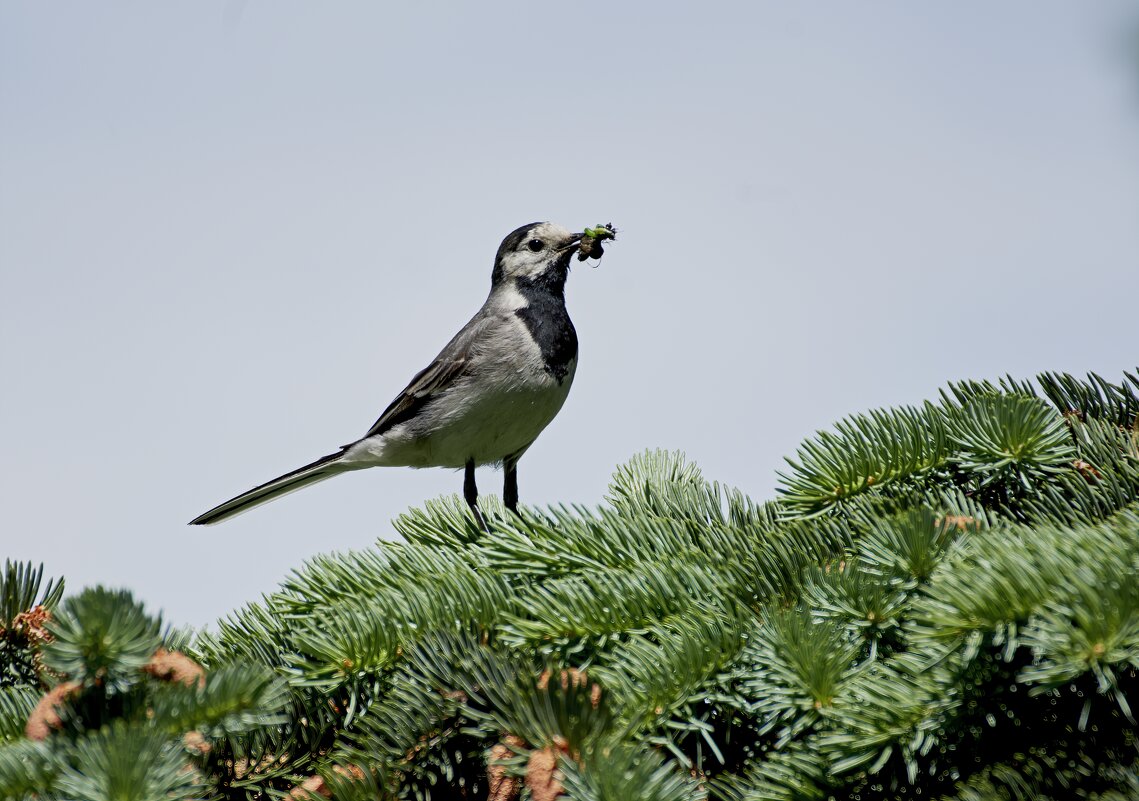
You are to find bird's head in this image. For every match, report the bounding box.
[491,222,583,289]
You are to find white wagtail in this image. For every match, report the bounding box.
[190,221,612,526]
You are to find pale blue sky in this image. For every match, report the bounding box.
[3,2,1138,626]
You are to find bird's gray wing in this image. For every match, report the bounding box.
[360,314,489,439]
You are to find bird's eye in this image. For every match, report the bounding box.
[526,239,545,252]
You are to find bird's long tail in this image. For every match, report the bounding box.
[189,449,352,525]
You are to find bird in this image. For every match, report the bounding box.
[190,221,601,527]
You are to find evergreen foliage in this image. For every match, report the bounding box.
[0,562,62,693]
[0,584,288,800]
[0,368,1137,800]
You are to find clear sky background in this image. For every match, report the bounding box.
[2,2,1138,627]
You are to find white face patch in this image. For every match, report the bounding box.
[496,222,577,282]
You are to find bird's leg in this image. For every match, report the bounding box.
[503,456,519,513]
[464,459,487,530]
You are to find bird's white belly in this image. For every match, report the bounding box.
[345,359,576,469]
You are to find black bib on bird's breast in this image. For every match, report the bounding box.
[514,273,578,383]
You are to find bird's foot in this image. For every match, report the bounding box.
[468,503,490,533]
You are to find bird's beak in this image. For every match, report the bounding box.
[559,233,585,251]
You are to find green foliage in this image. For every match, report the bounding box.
[0,562,63,632]
[856,507,963,583]
[0,689,37,743]
[945,394,1075,490]
[776,371,1135,520]
[1037,369,1139,429]
[4,367,1138,800]
[559,740,704,801]
[151,663,289,736]
[778,403,949,517]
[0,740,57,799]
[41,587,162,692]
[0,586,288,801]
[53,722,200,801]
[736,608,860,745]
[0,561,63,691]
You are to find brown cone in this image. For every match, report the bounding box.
[144,648,206,688]
[525,746,564,801]
[25,681,81,741]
